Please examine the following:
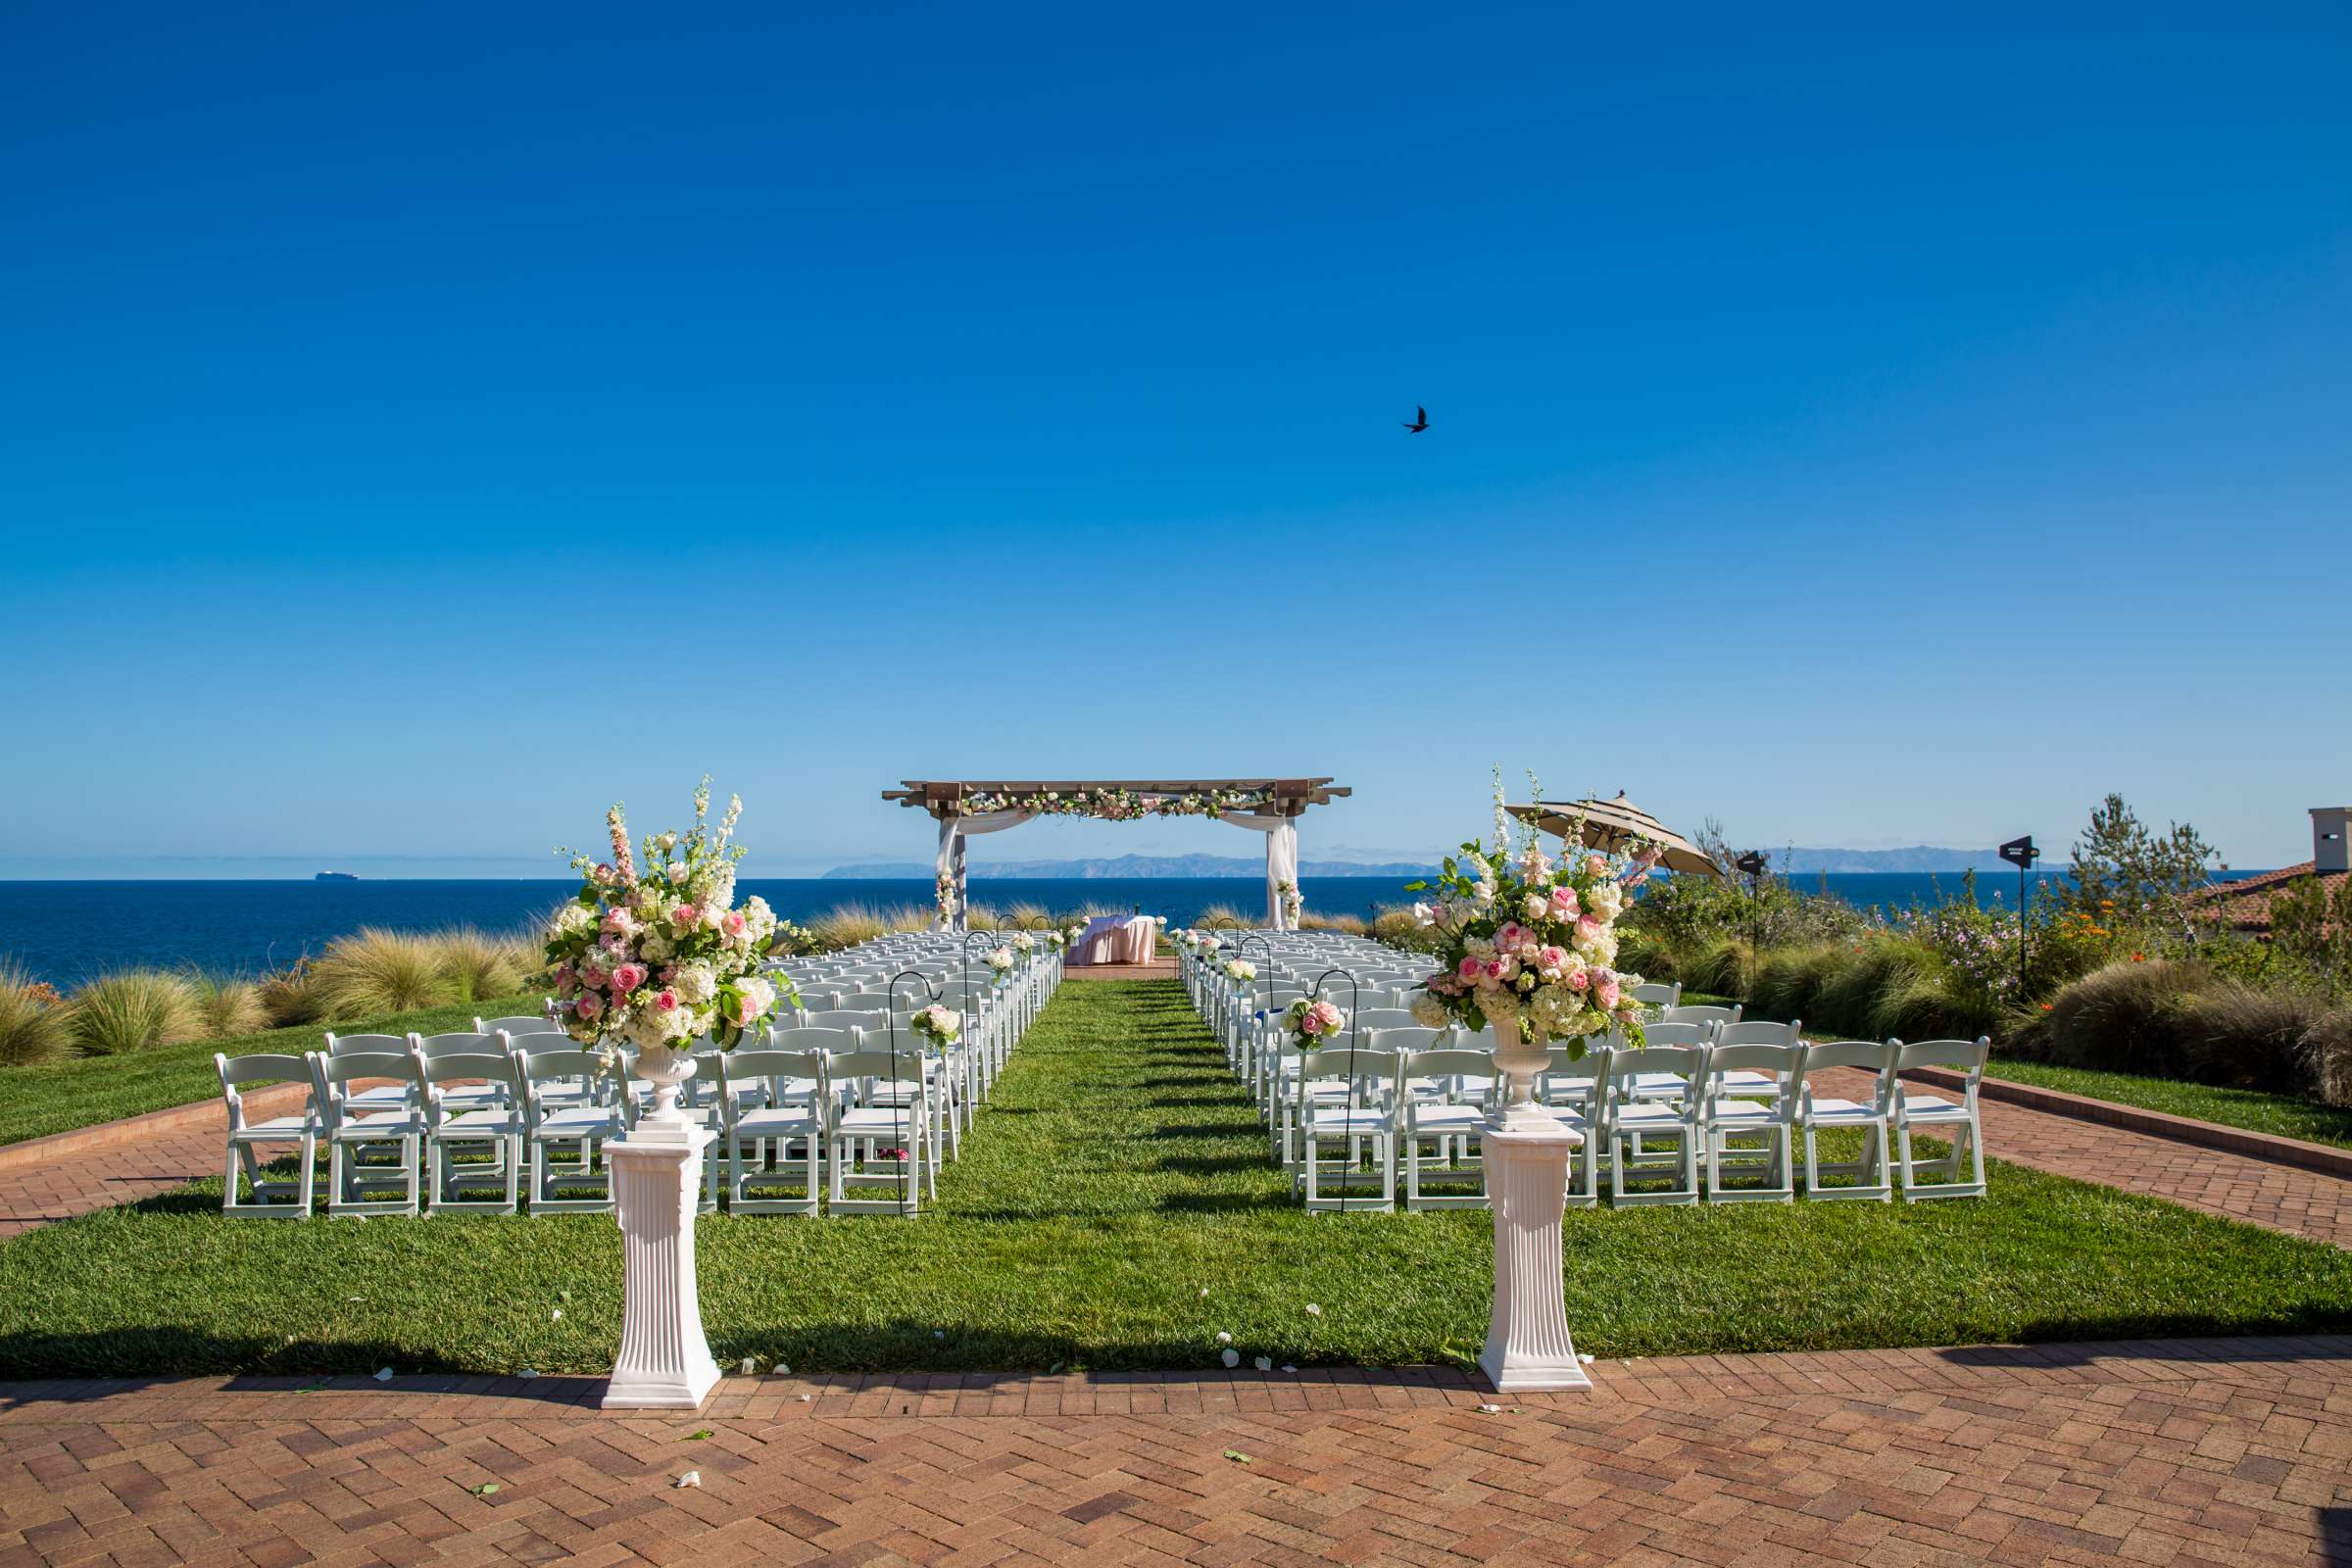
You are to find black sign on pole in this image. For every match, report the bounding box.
[1998,836,2039,997]
[1733,852,1768,957]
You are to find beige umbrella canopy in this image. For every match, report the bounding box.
[1505,793,1723,878]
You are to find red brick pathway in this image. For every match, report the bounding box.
[3,1339,2346,1566]
[0,1123,233,1242]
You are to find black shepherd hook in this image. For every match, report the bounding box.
[1234,932,1274,1038]
[884,969,942,1216]
[1307,966,1366,1212]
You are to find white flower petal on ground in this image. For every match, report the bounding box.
[1579,1353,1594,1363]
[551,1309,563,1321]
[770,1363,791,1376]
[1253,1357,1272,1372]
[1220,1348,1240,1368]
[1303,1304,1322,1317]
[518,1369,539,1380]
[372,1368,394,1382]
[1281,1365,1298,1374]
[739,1358,758,1375]
[1215,1332,1232,1344]
[1477,1403,1504,1414]
[673,1471,701,1490]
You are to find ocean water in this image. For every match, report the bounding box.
[0,870,2270,987]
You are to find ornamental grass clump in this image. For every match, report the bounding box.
[66,969,202,1056]
[0,960,72,1066]
[425,926,527,1002]
[255,963,324,1027]
[308,929,453,1017]
[186,972,268,1039]
[808,904,888,949]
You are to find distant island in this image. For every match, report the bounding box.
[1772,848,2024,874]
[313,870,359,881]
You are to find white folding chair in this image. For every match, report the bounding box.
[1792,1039,1898,1201]
[1397,1045,1493,1209]
[1602,1044,1708,1205]
[1296,1048,1398,1212]
[215,1053,318,1218]
[1700,1043,1801,1201]
[421,1047,522,1212]
[1894,1037,1990,1200]
[824,1047,929,1215]
[719,1045,828,1214]
[310,1048,424,1217]
[521,1048,627,1212]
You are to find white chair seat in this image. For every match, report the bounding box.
[439,1108,520,1135]
[1614,1103,1690,1130]
[733,1107,819,1140]
[1708,1101,1784,1123]
[1804,1097,1884,1126]
[836,1106,919,1139]
[533,1106,621,1139]
[1307,1109,1395,1137]
[1409,1104,1487,1135]
[330,1109,421,1141]
[233,1114,315,1141]
[1899,1092,1967,1121]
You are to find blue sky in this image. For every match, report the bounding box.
[3,3,2346,876]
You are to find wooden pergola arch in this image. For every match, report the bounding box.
[882,778,1352,930]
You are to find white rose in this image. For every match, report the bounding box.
[1409,992,1449,1029]
[1522,893,1547,922]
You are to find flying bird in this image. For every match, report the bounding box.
[1401,406,1429,433]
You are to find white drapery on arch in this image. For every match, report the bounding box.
[935,810,1035,932]
[1216,812,1299,930]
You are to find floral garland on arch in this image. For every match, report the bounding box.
[543,778,795,1051]
[951,786,1275,821]
[1403,783,1663,1053]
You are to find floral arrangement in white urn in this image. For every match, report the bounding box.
[543,777,795,1054]
[1402,780,1659,1073]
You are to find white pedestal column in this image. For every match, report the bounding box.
[1478,1104,1592,1393]
[602,1119,722,1410]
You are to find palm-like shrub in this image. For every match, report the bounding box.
[67,970,202,1055]
[0,960,72,1065]
[308,929,452,1017]
[186,973,268,1039]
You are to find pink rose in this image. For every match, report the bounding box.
[1550,886,1579,918]
[735,993,760,1024]
[601,908,635,935]
[1457,956,1482,981]
[672,904,697,928]
[1566,968,1591,991]
[1595,977,1621,1009]
[1577,914,1603,945]
[724,910,747,937]
[1586,855,1608,877]
[611,962,647,993]
[653,988,681,1012]
[581,963,608,989]
[1495,922,1526,952]
[573,992,603,1021]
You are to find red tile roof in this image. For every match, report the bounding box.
[2195,862,2348,932]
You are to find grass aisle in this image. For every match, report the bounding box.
[2,979,2348,1378]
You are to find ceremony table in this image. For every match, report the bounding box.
[1069,914,1158,965]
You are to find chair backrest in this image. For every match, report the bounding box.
[415,1030,504,1060]
[1795,1039,1899,1113]
[1638,1021,1718,1049]
[323,1031,408,1055]
[1703,1042,1802,1084]
[1661,1004,1740,1028]
[1351,1008,1420,1035]
[218,1051,313,1131]
[477,1014,551,1035]
[1295,1047,1397,1090]
[801,1009,889,1034]
[720,1049,826,1094]
[1601,1044,1708,1086]
[496,1027,571,1054]
[768,1024,861,1054]
[1715,1018,1799,1050]
[825,1048,927,1086]
[1630,981,1682,1007]
[420,1051,518,1103]
[1360,1025,1441,1055]
[1401,1047,1495,1081]
[1895,1036,1990,1088]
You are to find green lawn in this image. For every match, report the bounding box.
[0,993,546,1148]
[1984,1060,2352,1152]
[2,978,2347,1380]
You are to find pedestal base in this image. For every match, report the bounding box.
[1478,1104,1593,1394]
[602,1120,723,1410]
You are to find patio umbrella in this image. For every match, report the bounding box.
[1505,793,1722,878]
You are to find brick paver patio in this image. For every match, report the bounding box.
[3,1339,2346,1566]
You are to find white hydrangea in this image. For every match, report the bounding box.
[1409,992,1449,1029]
[671,961,718,1005]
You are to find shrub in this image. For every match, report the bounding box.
[1747,944,1843,1024]
[2015,957,2201,1078]
[808,905,889,950]
[0,960,72,1065]
[186,973,268,1039]
[1371,907,1440,953]
[1194,902,1250,930]
[1298,911,1368,935]
[425,927,526,1002]
[2180,983,2328,1092]
[308,929,453,1017]
[256,963,324,1027]
[66,970,202,1055]
[1682,938,1754,1001]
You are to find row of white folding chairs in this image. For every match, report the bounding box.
[1276,1028,1991,1211]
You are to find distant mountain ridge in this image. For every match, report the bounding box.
[824,847,2013,878]
[821,855,1437,880]
[1773,847,2015,873]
